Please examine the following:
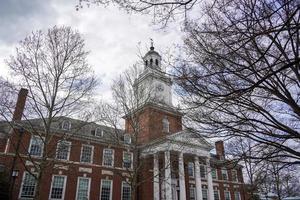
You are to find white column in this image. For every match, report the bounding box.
[206,157,214,200]
[153,153,160,200]
[178,152,186,200]
[165,151,172,200]
[195,156,203,200]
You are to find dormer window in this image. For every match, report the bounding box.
[162,117,170,132]
[62,120,71,130]
[124,134,131,144]
[95,127,103,137]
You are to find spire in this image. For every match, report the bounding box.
[150,38,154,50]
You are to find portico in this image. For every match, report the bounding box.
[141,130,215,200]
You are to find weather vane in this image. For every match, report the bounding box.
[150,38,154,50]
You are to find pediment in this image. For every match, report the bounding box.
[166,130,213,150]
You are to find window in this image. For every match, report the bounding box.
[62,120,71,130]
[200,165,207,179]
[150,58,153,65]
[103,148,114,167]
[225,191,231,200]
[222,168,228,180]
[100,179,112,200]
[80,145,93,163]
[162,117,170,132]
[202,189,208,200]
[189,187,196,200]
[234,192,241,200]
[214,190,220,200]
[123,152,133,169]
[232,170,238,182]
[29,135,43,157]
[76,177,90,200]
[20,172,36,198]
[56,141,71,160]
[155,59,159,66]
[124,134,131,144]
[188,162,194,177]
[95,128,103,137]
[50,175,66,199]
[211,168,217,179]
[121,182,131,200]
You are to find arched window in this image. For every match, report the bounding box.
[150,58,153,65]
[155,59,158,66]
[145,60,148,66]
[162,117,170,132]
[62,120,71,130]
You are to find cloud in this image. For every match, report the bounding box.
[0,0,183,101]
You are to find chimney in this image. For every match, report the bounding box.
[12,88,28,121]
[215,140,225,160]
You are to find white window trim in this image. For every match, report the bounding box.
[235,191,241,200]
[189,187,196,200]
[214,190,220,200]
[19,171,37,199]
[121,181,131,200]
[188,162,195,178]
[225,190,231,200]
[102,148,114,167]
[123,134,131,144]
[200,164,207,179]
[49,175,67,200]
[56,141,72,161]
[222,168,228,180]
[75,177,91,200]
[211,168,218,180]
[28,135,44,157]
[100,179,113,200]
[202,188,208,200]
[232,169,238,182]
[123,151,133,169]
[95,128,103,137]
[80,144,94,164]
[62,120,71,130]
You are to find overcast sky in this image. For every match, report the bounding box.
[0,0,183,100]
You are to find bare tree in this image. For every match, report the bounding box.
[5,26,98,200]
[172,0,300,164]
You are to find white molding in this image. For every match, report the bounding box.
[100,179,113,200]
[48,175,67,200]
[80,144,94,164]
[56,141,72,161]
[122,151,133,169]
[102,148,114,167]
[19,171,37,199]
[75,177,91,200]
[28,135,44,157]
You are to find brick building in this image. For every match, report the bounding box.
[0,45,248,200]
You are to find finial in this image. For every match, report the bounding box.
[150,38,154,50]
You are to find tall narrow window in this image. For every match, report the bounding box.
[123,151,133,169]
[155,59,159,66]
[56,141,71,160]
[76,177,90,200]
[232,170,238,182]
[234,192,241,200]
[162,117,170,132]
[80,145,93,163]
[211,168,217,179]
[123,134,131,144]
[222,169,228,180]
[50,175,66,200]
[225,191,231,200]
[188,162,195,177]
[189,187,196,200]
[214,190,220,200]
[121,182,131,200]
[100,179,112,200]
[20,172,36,198]
[103,148,114,167]
[200,165,207,178]
[29,135,43,157]
[202,189,208,200]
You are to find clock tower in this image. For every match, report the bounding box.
[133,44,173,106]
[126,43,183,144]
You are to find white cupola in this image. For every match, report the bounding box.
[143,41,163,72]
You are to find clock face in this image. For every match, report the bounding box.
[156,84,164,92]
